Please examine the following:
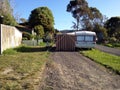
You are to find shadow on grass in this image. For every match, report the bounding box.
[14,46,51,52]
[14,45,92,53]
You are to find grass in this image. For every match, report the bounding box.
[104,43,120,49]
[0,46,50,90]
[39,42,46,47]
[3,48,18,55]
[81,49,120,74]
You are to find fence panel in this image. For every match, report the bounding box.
[56,34,76,51]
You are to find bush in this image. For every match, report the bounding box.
[109,37,117,43]
[39,42,46,47]
[113,43,120,47]
[105,44,113,47]
[14,45,32,52]
[22,32,33,40]
[2,13,17,26]
[3,48,17,55]
[105,43,120,48]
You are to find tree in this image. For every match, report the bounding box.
[67,0,90,30]
[29,7,54,33]
[105,17,120,42]
[87,7,103,31]
[67,0,103,31]
[93,24,107,42]
[20,18,27,23]
[90,7,103,25]
[0,0,12,15]
[34,25,44,44]
[0,0,17,26]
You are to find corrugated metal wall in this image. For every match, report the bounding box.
[56,34,76,51]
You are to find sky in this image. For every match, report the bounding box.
[14,0,120,30]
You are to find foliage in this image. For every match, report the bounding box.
[34,25,44,45]
[34,25,44,38]
[20,18,27,23]
[29,7,54,33]
[2,13,17,26]
[0,0,17,26]
[105,43,113,47]
[105,17,120,42]
[3,48,17,55]
[67,0,89,30]
[89,7,103,25]
[67,0,103,30]
[14,45,35,52]
[39,42,46,47]
[81,49,120,74]
[22,32,33,40]
[0,0,12,15]
[44,32,54,42]
[93,24,107,43]
[105,43,120,48]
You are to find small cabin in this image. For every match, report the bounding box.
[67,31,96,49]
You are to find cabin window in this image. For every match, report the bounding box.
[85,36,93,41]
[77,36,84,41]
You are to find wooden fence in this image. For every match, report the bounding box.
[56,34,76,51]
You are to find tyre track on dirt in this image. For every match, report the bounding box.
[39,52,120,90]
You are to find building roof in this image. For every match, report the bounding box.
[67,31,96,36]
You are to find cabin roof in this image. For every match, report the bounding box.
[67,31,96,36]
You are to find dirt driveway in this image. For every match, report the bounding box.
[39,52,120,90]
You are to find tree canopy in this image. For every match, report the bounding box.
[34,25,44,39]
[105,17,120,42]
[67,0,103,30]
[67,0,89,30]
[0,0,17,26]
[28,7,54,33]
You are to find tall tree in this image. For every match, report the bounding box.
[34,25,44,44]
[93,24,107,42]
[0,0,12,15]
[29,7,54,33]
[67,0,90,30]
[105,17,120,42]
[67,0,103,31]
[0,0,17,25]
[20,18,27,23]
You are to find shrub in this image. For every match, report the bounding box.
[113,43,120,47]
[105,44,113,47]
[22,32,33,40]
[14,45,32,52]
[39,42,46,47]
[3,48,17,55]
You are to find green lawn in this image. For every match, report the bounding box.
[0,46,50,90]
[104,43,120,49]
[81,49,120,74]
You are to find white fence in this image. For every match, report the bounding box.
[22,39,43,46]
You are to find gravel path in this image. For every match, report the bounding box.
[95,45,120,56]
[39,52,120,90]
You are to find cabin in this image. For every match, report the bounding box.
[67,31,96,49]
[56,31,96,51]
